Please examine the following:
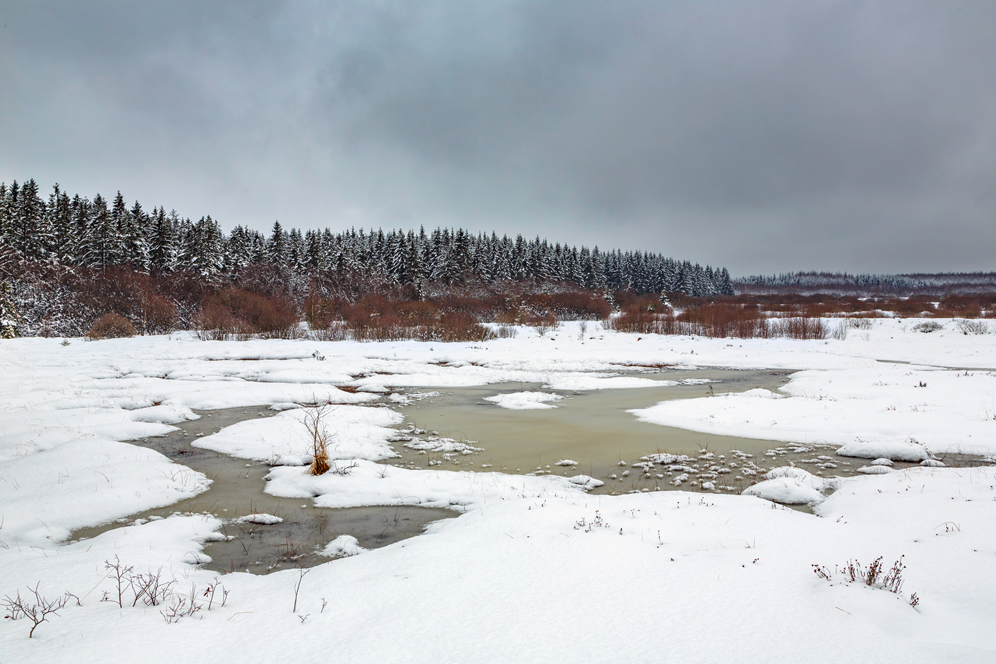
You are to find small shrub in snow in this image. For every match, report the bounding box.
[813,556,918,607]
[956,319,989,335]
[574,510,609,532]
[913,321,942,333]
[3,583,69,638]
[88,313,136,339]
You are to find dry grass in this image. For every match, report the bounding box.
[304,405,331,476]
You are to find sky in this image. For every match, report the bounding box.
[2,1,994,276]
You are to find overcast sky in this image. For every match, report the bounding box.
[2,1,994,275]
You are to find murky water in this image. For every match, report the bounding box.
[70,367,992,565]
[70,408,454,574]
[386,368,986,497]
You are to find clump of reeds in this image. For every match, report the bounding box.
[304,405,331,475]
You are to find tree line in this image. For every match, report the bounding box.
[0,178,735,298]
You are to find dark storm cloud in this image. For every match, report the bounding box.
[2,1,995,273]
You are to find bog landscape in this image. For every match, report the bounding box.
[3,3,996,662]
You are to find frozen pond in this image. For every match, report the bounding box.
[385,368,984,496]
[70,408,455,574]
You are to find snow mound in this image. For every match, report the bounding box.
[234,513,284,525]
[764,466,835,490]
[485,391,563,410]
[269,402,300,411]
[555,459,578,466]
[743,479,824,505]
[921,459,946,467]
[568,475,605,489]
[857,465,894,474]
[743,466,833,505]
[129,402,197,424]
[321,534,366,558]
[836,440,930,462]
[870,458,894,466]
[181,551,212,565]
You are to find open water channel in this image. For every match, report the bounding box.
[71,366,985,574]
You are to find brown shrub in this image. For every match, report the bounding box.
[678,303,767,338]
[196,288,299,340]
[773,317,828,340]
[88,313,136,339]
[138,293,179,334]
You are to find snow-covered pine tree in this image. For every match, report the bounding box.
[120,201,150,271]
[719,268,735,296]
[148,208,178,273]
[0,280,18,338]
[46,185,75,263]
[11,179,50,260]
[83,193,122,267]
[267,221,288,265]
[0,183,9,243]
[178,216,224,278]
[225,225,256,271]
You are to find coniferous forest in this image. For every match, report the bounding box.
[0,179,734,338]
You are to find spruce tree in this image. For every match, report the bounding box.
[267,221,287,265]
[12,179,49,259]
[84,193,121,267]
[0,280,18,338]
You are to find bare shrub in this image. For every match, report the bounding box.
[830,321,848,340]
[130,568,175,607]
[678,303,768,338]
[913,321,943,333]
[956,319,989,335]
[813,556,917,607]
[88,313,136,339]
[774,317,828,340]
[304,405,331,476]
[195,288,298,340]
[138,293,179,335]
[3,583,69,638]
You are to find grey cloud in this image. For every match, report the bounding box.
[2,1,995,274]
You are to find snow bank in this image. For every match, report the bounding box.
[631,363,996,457]
[742,466,834,505]
[194,405,402,461]
[836,440,931,462]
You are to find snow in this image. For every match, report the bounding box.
[741,467,834,505]
[321,534,365,558]
[233,513,283,525]
[485,391,564,409]
[567,474,605,489]
[2,320,996,662]
[837,441,931,462]
[857,465,895,474]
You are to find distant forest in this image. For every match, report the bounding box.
[0,179,733,295]
[0,178,732,337]
[736,272,996,296]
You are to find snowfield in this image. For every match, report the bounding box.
[2,318,996,663]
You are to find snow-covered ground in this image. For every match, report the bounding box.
[2,318,995,662]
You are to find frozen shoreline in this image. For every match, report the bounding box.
[2,318,995,662]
